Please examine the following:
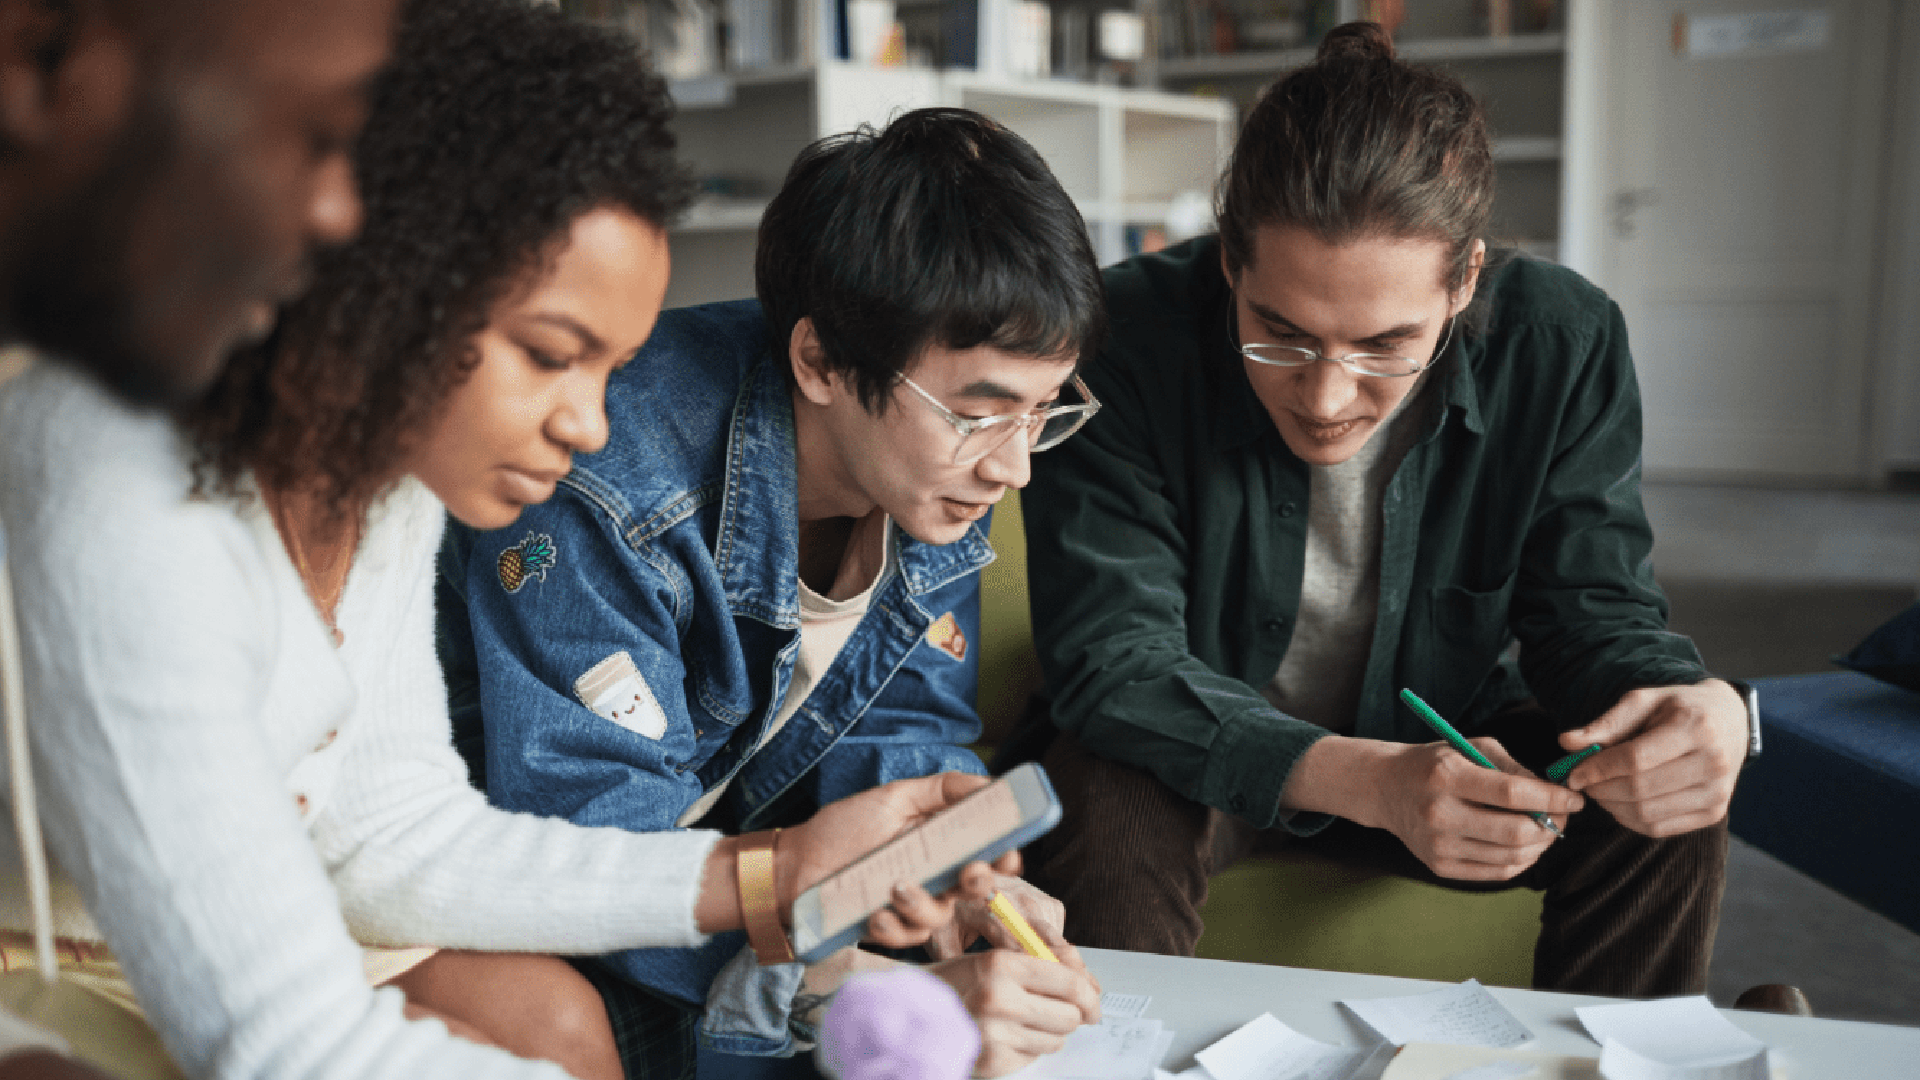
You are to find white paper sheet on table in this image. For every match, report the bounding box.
[1377,1043,1600,1080]
[1339,981,1533,1049]
[1574,998,1769,1080]
[1191,1012,1376,1080]
[1003,994,1170,1080]
[1442,1062,1542,1080]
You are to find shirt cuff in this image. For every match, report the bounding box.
[1202,709,1329,832]
[699,944,805,1057]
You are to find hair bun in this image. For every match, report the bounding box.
[1316,21,1396,64]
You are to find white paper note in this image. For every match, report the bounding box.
[1341,981,1533,1049]
[1574,997,1768,1075]
[1442,1063,1537,1080]
[1596,1038,1766,1080]
[1194,1013,1368,1080]
[1006,1015,1171,1080]
[1105,993,1154,1020]
[1379,1043,1595,1080]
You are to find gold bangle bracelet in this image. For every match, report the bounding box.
[737,829,795,965]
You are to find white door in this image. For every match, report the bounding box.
[1586,1,1893,480]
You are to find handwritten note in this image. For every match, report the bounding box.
[1341,981,1533,1049]
[1007,1015,1172,1080]
[1193,1013,1370,1080]
[1105,993,1153,1020]
[1575,998,1768,1080]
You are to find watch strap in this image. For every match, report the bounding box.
[1726,678,1762,759]
[737,829,796,965]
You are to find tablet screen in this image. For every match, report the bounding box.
[814,777,1024,935]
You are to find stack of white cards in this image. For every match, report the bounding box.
[1576,997,1772,1080]
[1154,980,1534,1080]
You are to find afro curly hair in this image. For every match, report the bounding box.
[183,0,693,521]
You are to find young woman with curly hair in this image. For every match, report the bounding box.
[0,2,1005,1078]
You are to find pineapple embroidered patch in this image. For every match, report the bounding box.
[926,611,968,662]
[497,532,557,593]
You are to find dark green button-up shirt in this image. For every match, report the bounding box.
[1024,236,1707,834]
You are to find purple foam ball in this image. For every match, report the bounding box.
[816,968,981,1080]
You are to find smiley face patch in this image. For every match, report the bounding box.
[926,611,968,662]
[574,651,668,740]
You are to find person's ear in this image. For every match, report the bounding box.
[1451,239,1488,318]
[789,317,839,407]
[0,0,131,154]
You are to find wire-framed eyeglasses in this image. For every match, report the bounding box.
[1236,306,1457,379]
[897,373,1102,466]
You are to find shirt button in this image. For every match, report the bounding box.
[294,793,310,813]
[1263,617,1286,633]
[1277,502,1298,517]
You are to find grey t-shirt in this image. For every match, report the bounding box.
[1262,372,1435,732]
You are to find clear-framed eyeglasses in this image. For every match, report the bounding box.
[1235,304,1457,379]
[897,372,1102,466]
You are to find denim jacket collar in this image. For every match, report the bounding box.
[713,358,803,628]
[714,360,995,631]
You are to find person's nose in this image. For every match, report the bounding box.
[1295,356,1360,420]
[975,426,1033,489]
[548,373,612,455]
[307,154,363,244]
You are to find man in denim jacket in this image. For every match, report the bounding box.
[438,109,1106,1079]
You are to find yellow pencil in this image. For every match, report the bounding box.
[987,890,1059,963]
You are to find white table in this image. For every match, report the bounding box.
[1080,947,1920,1079]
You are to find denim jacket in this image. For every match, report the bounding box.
[437,300,991,1055]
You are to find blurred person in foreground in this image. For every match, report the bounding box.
[0,1,393,1075]
[0,3,1010,1079]
[0,0,396,404]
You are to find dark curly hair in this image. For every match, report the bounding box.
[181,0,693,519]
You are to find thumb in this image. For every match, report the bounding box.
[889,771,990,820]
[1561,696,1647,751]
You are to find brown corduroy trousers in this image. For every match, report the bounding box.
[1022,702,1729,998]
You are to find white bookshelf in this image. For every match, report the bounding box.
[663,61,1234,308]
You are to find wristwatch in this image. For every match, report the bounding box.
[1724,678,1762,759]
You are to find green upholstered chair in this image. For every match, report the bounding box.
[977,492,1543,987]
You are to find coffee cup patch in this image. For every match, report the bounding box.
[574,651,669,740]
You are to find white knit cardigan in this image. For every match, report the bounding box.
[0,363,722,1080]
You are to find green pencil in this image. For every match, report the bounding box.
[1398,688,1563,838]
[1545,743,1604,784]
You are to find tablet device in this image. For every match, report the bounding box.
[789,762,1062,965]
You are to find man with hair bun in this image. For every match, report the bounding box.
[1015,22,1748,997]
